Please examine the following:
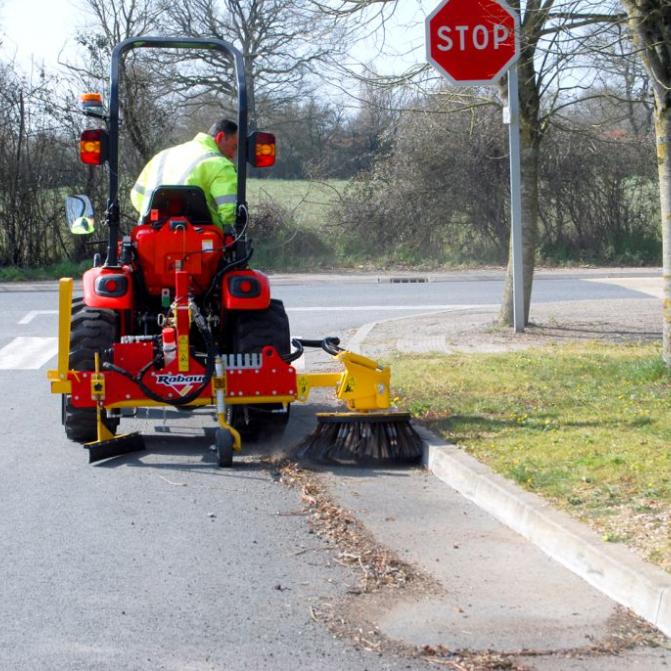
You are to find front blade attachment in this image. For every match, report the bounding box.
[86,432,146,463]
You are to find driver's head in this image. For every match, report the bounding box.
[209,119,238,160]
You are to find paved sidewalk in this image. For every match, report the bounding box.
[321,465,671,669]
[312,290,671,668]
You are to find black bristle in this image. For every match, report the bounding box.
[296,413,424,466]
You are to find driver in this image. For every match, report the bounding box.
[130,119,238,231]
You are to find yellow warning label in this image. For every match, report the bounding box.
[178,335,189,372]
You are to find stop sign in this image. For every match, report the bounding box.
[426,0,520,85]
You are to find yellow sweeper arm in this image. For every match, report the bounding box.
[295,350,391,412]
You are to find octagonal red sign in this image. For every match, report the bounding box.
[426,0,520,85]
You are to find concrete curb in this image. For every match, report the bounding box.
[418,426,671,638]
[0,281,59,292]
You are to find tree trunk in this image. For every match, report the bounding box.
[657,105,671,363]
[619,0,671,365]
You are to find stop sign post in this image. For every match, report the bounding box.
[426,0,525,332]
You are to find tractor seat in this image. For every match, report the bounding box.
[141,185,214,226]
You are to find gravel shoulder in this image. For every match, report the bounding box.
[359,297,662,358]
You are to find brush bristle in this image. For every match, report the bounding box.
[296,413,424,465]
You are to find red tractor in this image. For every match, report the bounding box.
[48,37,408,467]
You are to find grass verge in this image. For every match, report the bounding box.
[392,342,671,571]
[247,178,346,230]
[0,261,91,282]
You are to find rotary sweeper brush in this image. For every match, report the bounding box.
[47,36,423,467]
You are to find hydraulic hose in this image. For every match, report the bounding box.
[291,337,342,357]
[204,248,254,303]
[284,340,304,364]
[103,302,216,406]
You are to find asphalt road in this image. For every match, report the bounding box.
[0,270,661,670]
[272,270,654,338]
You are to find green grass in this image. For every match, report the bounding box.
[247,178,346,229]
[245,178,347,271]
[1,179,347,278]
[392,342,671,569]
[0,261,91,282]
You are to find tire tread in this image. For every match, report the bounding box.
[63,305,118,443]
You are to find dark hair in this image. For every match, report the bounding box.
[209,119,238,136]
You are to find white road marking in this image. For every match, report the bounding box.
[0,337,58,369]
[18,310,58,325]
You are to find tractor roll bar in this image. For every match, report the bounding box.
[106,36,249,266]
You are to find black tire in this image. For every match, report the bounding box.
[60,295,87,427]
[215,428,234,468]
[234,298,290,357]
[62,305,120,443]
[71,295,85,315]
[229,299,291,440]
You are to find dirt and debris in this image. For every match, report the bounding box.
[277,460,429,595]
[587,498,671,572]
[272,459,666,671]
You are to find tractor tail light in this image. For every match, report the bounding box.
[95,274,128,297]
[248,131,276,168]
[80,129,108,165]
[229,275,261,298]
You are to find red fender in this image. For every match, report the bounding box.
[82,266,133,310]
[222,270,271,311]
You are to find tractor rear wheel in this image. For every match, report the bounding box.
[62,305,119,443]
[229,299,291,441]
[71,295,85,315]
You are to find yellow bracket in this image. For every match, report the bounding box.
[91,352,105,399]
[296,372,340,403]
[47,277,74,394]
[212,362,242,452]
[216,413,242,452]
[93,405,117,443]
[296,350,391,412]
[92,352,115,442]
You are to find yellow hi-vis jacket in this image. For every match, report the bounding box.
[130,132,237,229]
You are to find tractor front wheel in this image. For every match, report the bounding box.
[62,305,119,443]
[215,428,234,467]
